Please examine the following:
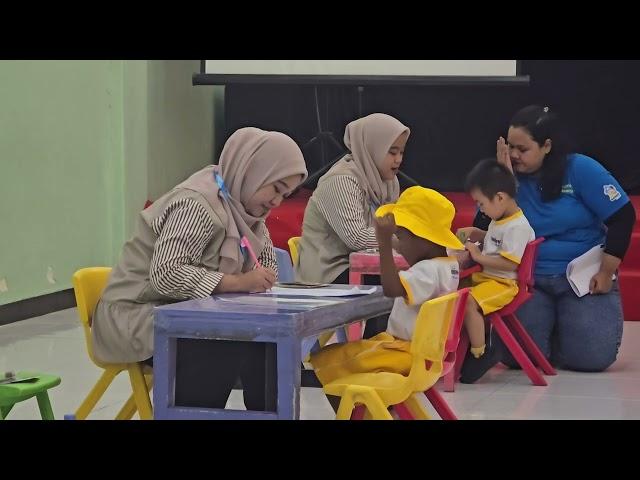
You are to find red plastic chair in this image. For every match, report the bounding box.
[450,237,557,387]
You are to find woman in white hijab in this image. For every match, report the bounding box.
[92,127,308,412]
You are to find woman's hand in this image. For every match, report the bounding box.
[215,267,276,293]
[589,271,614,295]
[497,137,514,174]
[238,268,277,293]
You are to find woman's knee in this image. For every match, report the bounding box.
[561,348,618,372]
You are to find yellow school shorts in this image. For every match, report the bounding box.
[309,332,412,386]
[470,272,519,315]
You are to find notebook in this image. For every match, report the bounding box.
[566,244,616,297]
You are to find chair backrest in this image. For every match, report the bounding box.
[274,247,295,282]
[408,290,462,391]
[517,237,545,290]
[72,267,112,365]
[288,236,301,266]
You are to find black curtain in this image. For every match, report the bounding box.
[224,61,640,194]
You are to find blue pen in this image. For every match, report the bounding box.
[215,172,230,199]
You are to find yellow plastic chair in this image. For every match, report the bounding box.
[287,236,301,267]
[72,267,153,420]
[323,290,462,420]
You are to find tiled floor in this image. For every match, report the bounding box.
[2,308,639,420]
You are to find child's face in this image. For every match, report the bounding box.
[470,188,508,221]
[395,226,438,264]
[377,132,408,181]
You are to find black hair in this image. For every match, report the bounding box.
[509,105,573,202]
[465,158,517,199]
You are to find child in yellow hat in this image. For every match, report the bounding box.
[456,159,535,383]
[310,186,464,408]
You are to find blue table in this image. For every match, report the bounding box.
[153,286,393,419]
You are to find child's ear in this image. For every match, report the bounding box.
[496,192,506,202]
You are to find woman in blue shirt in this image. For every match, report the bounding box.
[471,105,635,375]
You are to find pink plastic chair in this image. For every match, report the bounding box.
[451,237,557,387]
[347,251,410,341]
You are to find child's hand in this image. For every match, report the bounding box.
[451,249,472,268]
[457,227,482,243]
[465,240,482,260]
[391,234,401,253]
[375,213,397,243]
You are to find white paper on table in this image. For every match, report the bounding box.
[262,286,377,297]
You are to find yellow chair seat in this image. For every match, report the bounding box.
[325,369,440,406]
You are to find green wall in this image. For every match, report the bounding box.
[0,60,218,306]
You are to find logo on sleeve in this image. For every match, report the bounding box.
[561,184,574,195]
[603,184,622,202]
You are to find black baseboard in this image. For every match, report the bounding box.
[0,289,76,326]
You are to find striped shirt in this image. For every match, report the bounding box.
[313,175,378,251]
[148,198,277,300]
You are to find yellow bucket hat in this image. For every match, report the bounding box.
[376,186,465,250]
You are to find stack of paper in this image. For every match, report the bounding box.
[566,244,615,297]
[266,286,377,297]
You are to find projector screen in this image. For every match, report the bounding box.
[194,60,526,86]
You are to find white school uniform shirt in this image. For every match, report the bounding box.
[482,210,535,280]
[386,257,460,341]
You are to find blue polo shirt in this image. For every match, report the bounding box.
[517,154,629,276]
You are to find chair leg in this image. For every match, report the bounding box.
[336,387,392,420]
[350,405,366,420]
[393,402,415,420]
[403,394,431,420]
[116,394,137,421]
[491,315,547,386]
[442,369,456,392]
[347,271,365,342]
[424,388,456,420]
[75,368,119,419]
[361,395,393,420]
[145,374,154,391]
[346,323,362,341]
[36,392,55,420]
[128,364,153,420]
[448,334,470,392]
[504,314,557,375]
[336,395,357,420]
[0,404,14,419]
[338,387,393,420]
[116,374,153,420]
[334,328,349,344]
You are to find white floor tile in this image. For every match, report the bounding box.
[2,307,639,420]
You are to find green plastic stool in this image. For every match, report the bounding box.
[0,372,61,420]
